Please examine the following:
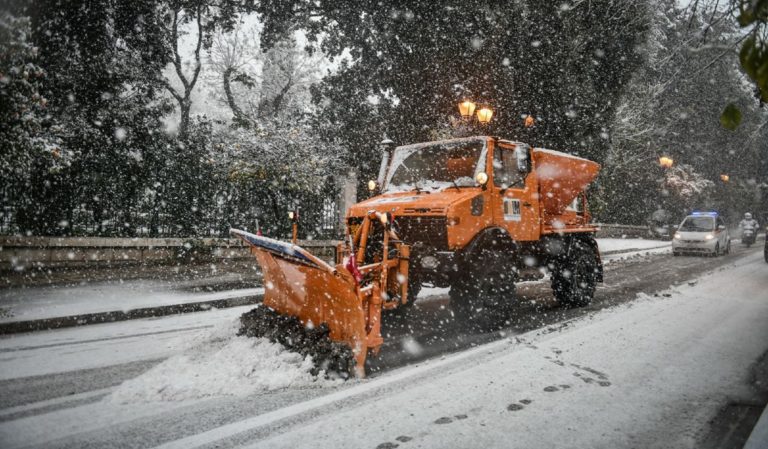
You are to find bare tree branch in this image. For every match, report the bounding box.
[171,8,190,92]
[188,4,204,93]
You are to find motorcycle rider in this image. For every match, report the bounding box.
[739,213,760,244]
[740,213,759,230]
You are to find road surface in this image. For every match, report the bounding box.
[0,244,766,449]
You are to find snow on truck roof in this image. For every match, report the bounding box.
[394,137,592,163]
[532,147,593,163]
[394,136,488,151]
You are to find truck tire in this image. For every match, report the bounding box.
[450,253,516,330]
[551,239,598,308]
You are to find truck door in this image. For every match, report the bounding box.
[490,143,539,241]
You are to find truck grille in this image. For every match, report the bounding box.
[395,216,448,250]
[403,207,446,214]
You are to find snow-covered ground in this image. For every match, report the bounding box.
[109,319,339,403]
[164,250,766,449]
[0,305,254,380]
[596,237,670,253]
[198,251,758,448]
[0,247,765,448]
[0,281,263,323]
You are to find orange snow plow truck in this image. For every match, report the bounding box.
[232,136,602,377]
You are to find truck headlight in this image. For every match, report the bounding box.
[420,256,439,270]
[447,216,461,226]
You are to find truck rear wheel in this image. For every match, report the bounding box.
[450,258,516,330]
[551,240,598,307]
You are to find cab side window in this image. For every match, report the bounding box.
[493,147,524,188]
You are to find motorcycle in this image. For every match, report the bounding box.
[742,228,756,247]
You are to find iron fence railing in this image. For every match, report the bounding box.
[0,181,344,240]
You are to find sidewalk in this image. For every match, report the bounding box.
[0,238,668,335]
[0,261,264,334]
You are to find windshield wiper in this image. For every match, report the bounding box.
[413,182,431,194]
[451,180,461,191]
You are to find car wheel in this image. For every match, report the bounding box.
[725,241,731,255]
[713,243,720,257]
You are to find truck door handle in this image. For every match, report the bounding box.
[523,202,532,208]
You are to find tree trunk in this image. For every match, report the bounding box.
[223,68,245,122]
[179,98,191,138]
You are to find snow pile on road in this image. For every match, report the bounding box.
[596,237,669,253]
[109,319,336,403]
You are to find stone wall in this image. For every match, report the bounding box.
[594,223,655,239]
[0,236,340,271]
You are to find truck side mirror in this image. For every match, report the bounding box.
[516,146,531,174]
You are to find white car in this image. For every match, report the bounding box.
[672,212,731,257]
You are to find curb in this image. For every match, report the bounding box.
[745,402,768,449]
[0,294,263,335]
[601,244,671,256]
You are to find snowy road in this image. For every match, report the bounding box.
[0,244,766,448]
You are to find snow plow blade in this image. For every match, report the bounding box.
[231,229,366,376]
[232,219,410,378]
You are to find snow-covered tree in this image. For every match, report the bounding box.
[210,120,342,237]
[0,13,58,185]
[206,23,323,125]
[599,0,768,224]
[259,0,650,192]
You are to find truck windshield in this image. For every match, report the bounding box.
[385,142,484,192]
[679,216,715,232]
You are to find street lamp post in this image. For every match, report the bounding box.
[288,209,299,244]
[657,156,675,228]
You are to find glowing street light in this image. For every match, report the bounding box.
[659,156,674,169]
[476,106,494,124]
[457,100,477,119]
[720,174,730,182]
[524,115,535,128]
[457,100,493,124]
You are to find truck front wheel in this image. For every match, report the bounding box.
[551,241,598,307]
[450,258,516,330]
